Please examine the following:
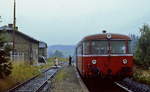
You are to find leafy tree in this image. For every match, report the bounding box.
[135,24,150,68]
[52,50,64,58]
[0,35,12,78]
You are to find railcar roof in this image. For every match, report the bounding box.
[76,33,131,46]
[82,33,131,41]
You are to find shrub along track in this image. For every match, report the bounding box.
[7,66,61,92]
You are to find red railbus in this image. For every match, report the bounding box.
[76,33,133,79]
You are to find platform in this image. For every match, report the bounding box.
[51,65,89,92]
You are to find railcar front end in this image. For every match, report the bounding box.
[76,33,133,79]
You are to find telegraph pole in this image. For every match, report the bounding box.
[0,16,2,23]
[12,0,16,61]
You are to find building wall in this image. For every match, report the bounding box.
[39,42,48,59]
[1,31,39,63]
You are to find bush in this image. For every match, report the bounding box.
[133,68,150,84]
[0,50,12,78]
[0,36,12,78]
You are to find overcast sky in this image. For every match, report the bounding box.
[0,0,150,45]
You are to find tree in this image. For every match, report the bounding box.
[52,50,64,58]
[135,24,150,68]
[129,34,139,54]
[0,35,12,78]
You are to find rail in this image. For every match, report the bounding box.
[115,82,133,92]
[8,66,60,92]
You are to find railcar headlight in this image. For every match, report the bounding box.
[107,33,112,39]
[92,60,97,64]
[122,59,128,64]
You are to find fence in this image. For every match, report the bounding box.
[10,52,25,62]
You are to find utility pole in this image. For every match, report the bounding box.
[0,16,1,22]
[0,16,1,19]
[12,0,16,61]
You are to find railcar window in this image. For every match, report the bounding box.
[110,41,126,54]
[83,41,90,55]
[91,41,108,54]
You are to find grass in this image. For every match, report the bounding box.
[0,61,54,92]
[133,66,150,85]
[54,67,69,81]
[38,61,54,70]
[48,57,69,82]
[0,57,68,92]
[47,57,68,63]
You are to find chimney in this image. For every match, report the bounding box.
[102,30,107,34]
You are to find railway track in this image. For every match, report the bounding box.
[115,78,150,92]
[82,76,150,92]
[8,66,60,92]
[83,78,125,92]
[115,82,133,92]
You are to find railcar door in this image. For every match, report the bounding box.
[82,41,91,76]
[76,45,83,75]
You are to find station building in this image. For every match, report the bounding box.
[0,24,47,64]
